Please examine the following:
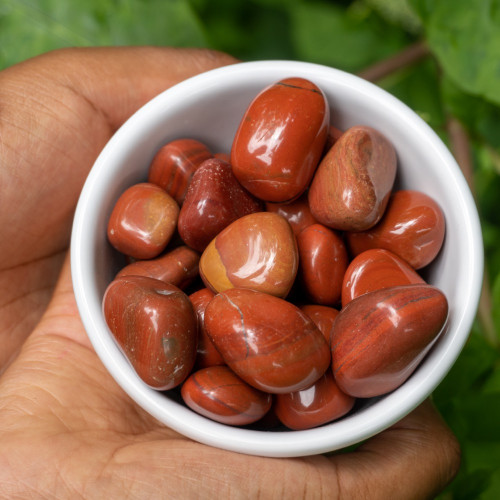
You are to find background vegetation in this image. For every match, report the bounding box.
[1,0,499,497]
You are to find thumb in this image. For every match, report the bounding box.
[0,47,237,267]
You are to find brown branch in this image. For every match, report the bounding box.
[357,41,430,83]
[446,117,498,346]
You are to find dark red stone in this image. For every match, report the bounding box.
[331,284,448,398]
[342,248,425,306]
[148,138,212,205]
[103,276,197,390]
[231,77,329,202]
[346,190,446,270]
[300,304,340,346]
[265,192,318,236]
[275,370,355,430]
[296,224,348,306]
[204,288,331,394]
[116,245,200,290]
[189,288,225,369]
[177,158,263,252]
[181,365,272,426]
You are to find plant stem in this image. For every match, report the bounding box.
[357,40,430,82]
[446,117,498,346]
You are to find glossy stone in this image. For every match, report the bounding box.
[107,183,179,260]
[275,370,355,430]
[148,138,212,205]
[231,77,329,202]
[178,158,262,252]
[265,193,318,236]
[308,125,397,231]
[103,275,197,390]
[346,190,446,270]
[296,224,348,306]
[116,245,200,290]
[205,288,331,393]
[189,288,225,369]
[199,212,298,298]
[342,248,425,306]
[331,284,448,398]
[324,125,344,153]
[300,304,339,346]
[181,366,272,426]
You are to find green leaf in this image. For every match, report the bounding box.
[0,0,207,70]
[418,0,500,106]
[381,58,445,131]
[491,274,500,339]
[441,78,500,151]
[289,1,410,73]
[433,331,498,406]
[438,468,492,500]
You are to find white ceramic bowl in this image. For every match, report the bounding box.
[71,60,483,457]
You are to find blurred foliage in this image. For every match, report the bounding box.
[1,0,500,498]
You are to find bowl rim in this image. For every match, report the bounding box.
[71,59,484,457]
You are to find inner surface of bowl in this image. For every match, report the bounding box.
[71,60,483,457]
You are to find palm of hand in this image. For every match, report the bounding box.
[0,48,460,499]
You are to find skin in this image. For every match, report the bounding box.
[0,47,460,499]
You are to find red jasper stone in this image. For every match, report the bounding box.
[107,183,179,260]
[199,212,298,298]
[178,158,263,252]
[181,366,272,426]
[308,125,397,231]
[331,284,448,398]
[116,245,200,290]
[346,190,446,270]
[265,193,318,236]
[214,152,231,162]
[296,224,348,306]
[103,276,197,390]
[189,288,225,369]
[275,370,355,430]
[148,138,212,205]
[205,288,331,394]
[324,125,344,153]
[300,304,339,346]
[342,248,425,306]
[231,77,329,202]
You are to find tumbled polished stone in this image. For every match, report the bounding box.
[308,125,397,231]
[116,245,200,290]
[300,304,340,346]
[148,138,212,205]
[107,182,179,260]
[346,189,446,270]
[296,223,348,306]
[265,193,318,236]
[103,275,197,390]
[189,288,225,369]
[205,288,331,394]
[181,365,272,426]
[178,158,262,252]
[275,370,355,430]
[231,77,329,202]
[341,248,425,306]
[199,212,298,298]
[331,284,448,398]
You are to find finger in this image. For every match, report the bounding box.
[0,47,237,269]
[330,399,461,499]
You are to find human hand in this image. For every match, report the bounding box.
[0,47,460,498]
